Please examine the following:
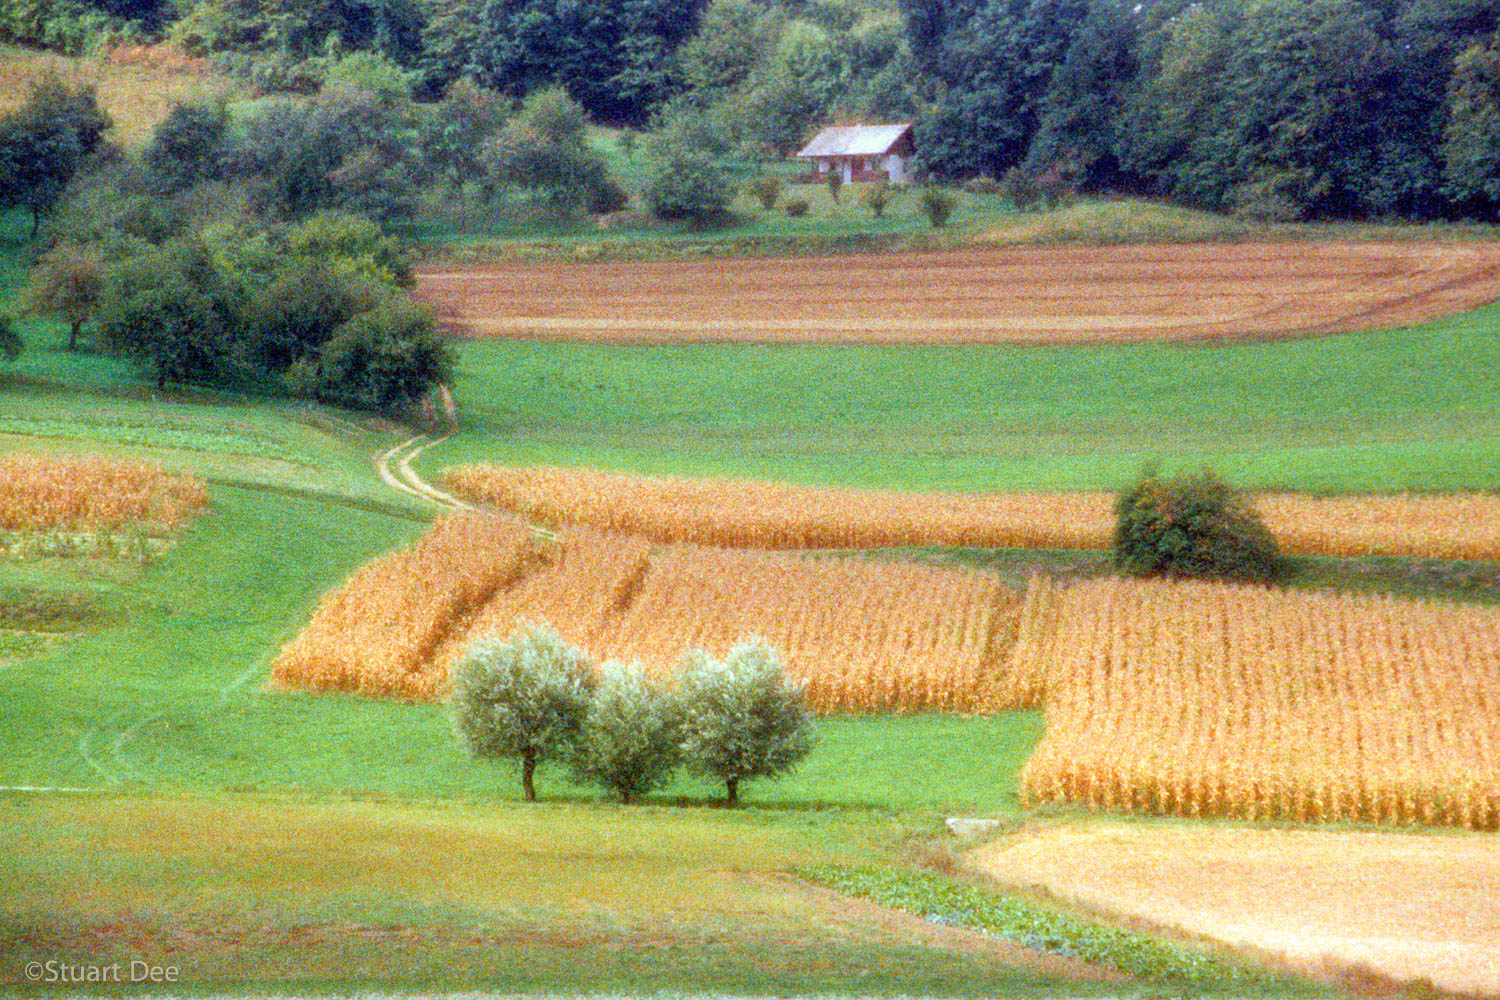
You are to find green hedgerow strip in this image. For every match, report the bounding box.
[796,864,1301,992]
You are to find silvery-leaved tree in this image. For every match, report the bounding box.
[449,622,596,802]
[571,661,680,804]
[676,640,816,807]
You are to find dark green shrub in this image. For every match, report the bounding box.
[749,173,782,210]
[826,170,843,203]
[864,179,894,218]
[785,197,809,217]
[918,187,954,227]
[0,315,21,363]
[642,147,734,227]
[586,177,629,215]
[1000,167,1042,210]
[1113,469,1288,584]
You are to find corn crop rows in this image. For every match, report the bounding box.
[591,544,1019,713]
[432,527,652,674]
[0,451,208,533]
[441,463,1500,561]
[441,463,1106,551]
[274,515,1018,712]
[270,512,537,700]
[1013,577,1500,830]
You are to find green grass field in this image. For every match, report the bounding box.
[420,307,1500,495]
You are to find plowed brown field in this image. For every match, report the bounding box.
[417,241,1500,344]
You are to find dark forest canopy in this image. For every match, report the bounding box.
[900,0,1500,219]
[5,0,1500,218]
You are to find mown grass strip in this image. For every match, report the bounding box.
[0,414,300,462]
[797,864,1316,994]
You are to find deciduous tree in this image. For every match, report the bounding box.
[449,623,596,802]
[676,641,815,806]
[571,661,680,804]
[20,244,104,350]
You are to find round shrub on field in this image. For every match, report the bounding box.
[642,146,734,227]
[1113,469,1287,584]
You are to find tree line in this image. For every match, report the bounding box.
[3,72,453,413]
[451,624,816,806]
[7,0,1500,223]
[902,0,1500,220]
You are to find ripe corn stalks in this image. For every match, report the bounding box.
[592,544,1020,713]
[1013,577,1500,830]
[273,512,1020,713]
[270,512,538,701]
[441,464,1500,561]
[442,464,1106,550]
[433,527,653,675]
[0,451,208,533]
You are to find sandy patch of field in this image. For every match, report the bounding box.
[969,822,1500,996]
[417,241,1500,344]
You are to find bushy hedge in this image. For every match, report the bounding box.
[1113,469,1287,584]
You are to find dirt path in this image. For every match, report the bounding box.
[968,821,1500,996]
[417,241,1500,344]
[375,435,474,511]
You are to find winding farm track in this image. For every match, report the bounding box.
[417,241,1500,344]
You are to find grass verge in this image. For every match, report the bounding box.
[0,793,1113,997]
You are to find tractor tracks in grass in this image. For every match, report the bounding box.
[26,436,464,795]
[376,434,475,511]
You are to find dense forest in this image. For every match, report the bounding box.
[5,0,1500,220]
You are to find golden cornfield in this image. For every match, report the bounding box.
[0,451,208,533]
[275,499,1500,830]
[1012,577,1500,830]
[273,516,1019,712]
[441,463,1106,550]
[589,543,1019,713]
[441,463,1500,561]
[270,513,539,700]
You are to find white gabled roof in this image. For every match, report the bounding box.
[795,123,912,159]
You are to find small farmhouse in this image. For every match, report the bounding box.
[795,123,915,184]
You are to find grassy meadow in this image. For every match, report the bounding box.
[421,309,1500,495]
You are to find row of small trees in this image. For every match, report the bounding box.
[451,624,816,806]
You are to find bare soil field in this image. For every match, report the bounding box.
[969,822,1500,996]
[417,241,1500,344]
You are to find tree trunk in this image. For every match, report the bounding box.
[29,209,40,241]
[68,321,81,351]
[521,750,536,802]
[725,777,740,807]
[620,788,633,805]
